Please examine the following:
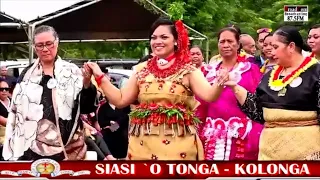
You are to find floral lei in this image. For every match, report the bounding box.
[268,56,317,91]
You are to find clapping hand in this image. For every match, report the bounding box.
[223,71,238,87]
[216,68,229,86]
[82,62,93,88]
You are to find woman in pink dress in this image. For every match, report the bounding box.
[197,27,264,160]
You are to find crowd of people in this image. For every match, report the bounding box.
[0,17,320,161]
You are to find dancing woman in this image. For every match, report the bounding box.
[85,18,229,160]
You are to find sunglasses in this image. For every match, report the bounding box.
[257,28,272,34]
[0,88,9,92]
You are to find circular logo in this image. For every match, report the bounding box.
[31,159,60,176]
[36,163,55,174]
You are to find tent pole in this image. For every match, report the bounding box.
[28,24,35,64]
[206,39,209,63]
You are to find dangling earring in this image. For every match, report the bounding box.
[174,42,178,52]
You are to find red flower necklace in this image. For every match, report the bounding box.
[272,57,310,81]
[147,53,187,78]
[268,56,317,91]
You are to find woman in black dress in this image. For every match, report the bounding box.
[93,73,130,159]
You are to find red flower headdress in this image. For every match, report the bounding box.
[175,20,191,64]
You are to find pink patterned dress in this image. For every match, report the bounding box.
[196,61,264,160]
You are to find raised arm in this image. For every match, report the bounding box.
[86,62,139,109]
[188,69,224,102]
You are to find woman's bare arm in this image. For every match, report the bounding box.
[99,75,139,108]
[188,69,224,102]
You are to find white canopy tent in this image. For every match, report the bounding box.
[0,0,209,62]
[0,0,84,22]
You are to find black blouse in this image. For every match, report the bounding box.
[0,100,9,118]
[241,63,320,124]
[96,98,130,159]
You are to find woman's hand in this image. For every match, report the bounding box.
[85,62,104,78]
[82,63,93,88]
[223,72,238,87]
[216,68,229,86]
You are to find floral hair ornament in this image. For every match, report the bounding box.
[175,19,191,64]
[257,28,272,34]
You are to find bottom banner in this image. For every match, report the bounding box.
[0,159,318,179]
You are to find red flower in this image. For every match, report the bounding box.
[128,153,132,160]
[180,152,187,159]
[151,154,158,160]
[165,103,174,109]
[139,80,146,84]
[149,103,159,110]
[177,104,186,112]
[185,119,192,126]
[162,139,170,145]
[139,103,147,109]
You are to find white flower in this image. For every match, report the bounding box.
[24,83,43,104]
[27,103,43,121]
[62,68,72,78]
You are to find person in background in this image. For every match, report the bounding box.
[3,25,97,161]
[307,24,320,59]
[240,34,256,55]
[81,113,116,160]
[190,45,205,69]
[0,80,10,160]
[210,24,242,63]
[254,28,272,67]
[226,26,320,160]
[210,25,255,64]
[91,72,130,160]
[260,33,277,74]
[0,66,17,96]
[197,26,263,160]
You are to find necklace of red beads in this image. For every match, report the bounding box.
[147,53,187,78]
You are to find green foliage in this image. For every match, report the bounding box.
[1,0,319,59]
